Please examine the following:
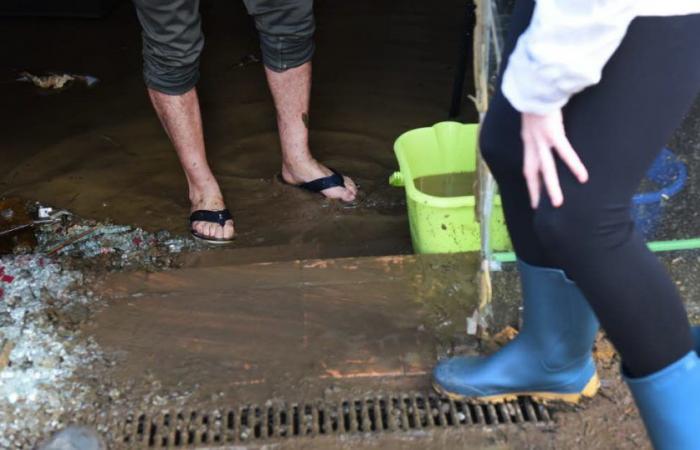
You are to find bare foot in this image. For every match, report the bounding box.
[189,189,235,241]
[281,159,358,202]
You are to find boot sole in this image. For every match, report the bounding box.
[432,371,600,405]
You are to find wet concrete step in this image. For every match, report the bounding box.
[172,238,413,269]
[87,253,480,405]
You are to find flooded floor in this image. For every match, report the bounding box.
[1,0,477,261]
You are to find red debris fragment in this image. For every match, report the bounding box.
[132,237,142,246]
[0,266,13,284]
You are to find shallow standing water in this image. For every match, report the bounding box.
[0,0,477,261]
[414,172,475,197]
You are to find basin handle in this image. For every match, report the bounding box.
[389,171,405,187]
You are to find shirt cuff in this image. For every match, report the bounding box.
[501,40,571,115]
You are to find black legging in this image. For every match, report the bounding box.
[481,0,700,377]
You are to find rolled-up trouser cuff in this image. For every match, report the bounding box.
[134,0,204,96]
[259,34,315,72]
[142,56,201,95]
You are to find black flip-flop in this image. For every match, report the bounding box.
[277,168,347,195]
[189,209,234,244]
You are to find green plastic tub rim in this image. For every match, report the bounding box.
[390,121,502,209]
[389,121,501,208]
[391,121,511,254]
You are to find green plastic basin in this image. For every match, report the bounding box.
[391,121,512,254]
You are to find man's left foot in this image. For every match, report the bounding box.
[281,160,358,202]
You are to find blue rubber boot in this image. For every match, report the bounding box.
[433,260,600,403]
[624,326,700,450]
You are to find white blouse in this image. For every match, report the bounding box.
[501,0,700,115]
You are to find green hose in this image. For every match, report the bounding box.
[492,237,700,263]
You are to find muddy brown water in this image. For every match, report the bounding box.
[0,197,36,254]
[0,0,477,262]
[1,2,482,446]
[414,172,475,197]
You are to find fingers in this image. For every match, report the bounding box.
[537,142,564,208]
[520,110,590,209]
[522,138,541,209]
[554,134,589,184]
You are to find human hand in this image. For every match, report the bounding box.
[521,110,589,208]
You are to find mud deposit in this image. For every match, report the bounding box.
[0,211,194,448]
[0,202,685,450]
[0,209,663,449]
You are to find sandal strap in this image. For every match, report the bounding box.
[298,169,346,193]
[189,209,232,227]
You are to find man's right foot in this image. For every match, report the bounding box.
[189,192,235,242]
[281,159,358,203]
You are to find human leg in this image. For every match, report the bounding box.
[433,0,600,403]
[133,0,234,240]
[244,0,357,201]
[529,14,700,449]
[531,14,700,378]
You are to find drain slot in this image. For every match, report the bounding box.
[106,393,552,448]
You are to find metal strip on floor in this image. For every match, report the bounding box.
[100,392,553,448]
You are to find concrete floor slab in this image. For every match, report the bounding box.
[88,254,480,405]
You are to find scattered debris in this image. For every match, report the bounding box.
[0,223,33,238]
[37,206,72,221]
[37,426,106,450]
[466,308,489,336]
[593,332,617,366]
[0,202,199,448]
[45,226,100,256]
[475,325,519,354]
[97,134,121,148]
[235,53,261,68]
[25,206,196,271]
[0,197,37,254]
[0,255,101,449]
[0,339,13,371]
[492,325,518,346]
[18,71,99,90]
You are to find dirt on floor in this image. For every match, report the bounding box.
[0,200,660,449]
[0,218,660,449]
[81,253,654,450]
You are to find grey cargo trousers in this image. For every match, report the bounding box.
[133,0,315,95]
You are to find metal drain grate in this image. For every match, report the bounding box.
[107,393,552,448]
